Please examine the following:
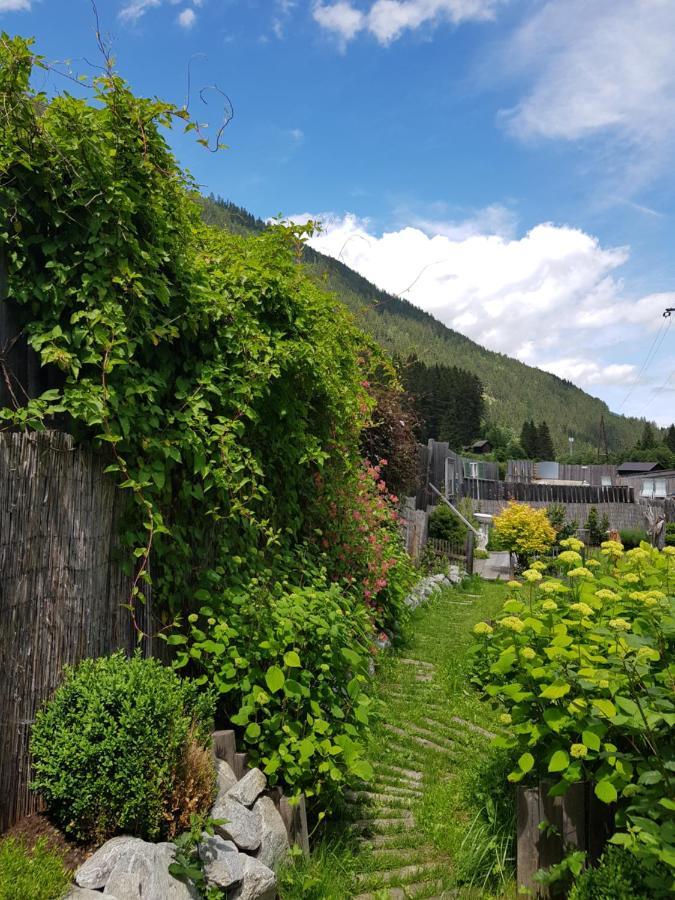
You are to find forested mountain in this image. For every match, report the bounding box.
[200,196,648,455]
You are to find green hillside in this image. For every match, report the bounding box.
[200,197,647,455]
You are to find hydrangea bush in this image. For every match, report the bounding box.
[471,539,675,895]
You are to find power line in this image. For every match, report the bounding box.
[618,316,671,411]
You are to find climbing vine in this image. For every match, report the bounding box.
[0,33,399,624]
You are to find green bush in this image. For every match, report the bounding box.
[570,846,667,900]
[470,540,675,890]
[665,523,675,547]
[0,837,70,900]
[31,652,215,842]
[175,579,375,801]
[619,527,649,549]
[428,504,467,545]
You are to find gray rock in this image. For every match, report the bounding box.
[104,870,142,898]
[146,842,199,900]
[230,855,276,900]
[77,837,197,900]
[213,797,262,851]
[66,889,117,900]
[254,795,290,871]
[75,836,146,890]
[198,835,245,889]
[215,758,238,795]
[227,767,267,808]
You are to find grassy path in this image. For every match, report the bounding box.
[280,577,513,900]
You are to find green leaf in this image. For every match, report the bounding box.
[543,708,567,733]
[594,779,617,804]
[540,681,571,700]
[265,666,285,694]
[351,759,374,781]
[592,699,616,719]
[284,679,303,697]
[245,722,261,739]
[518,752,535,773]
[341,647,362,668]
[548,750,570,773]
[284,651,301,668]
[582,730,601,752]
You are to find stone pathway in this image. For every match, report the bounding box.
[341,594,499,899]
[473,551,511,581]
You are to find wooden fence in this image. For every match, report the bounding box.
[0,430,153,832]
[462,480,634,505]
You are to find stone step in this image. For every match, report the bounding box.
[346,790,415,806]
[358,832,417,849]
[399,658,435,669]
[371,782,423,797]
[353,878,447,899]
[376,763,423,782]
[383,724,458,756]
[451,715,496,740]
[356,862,443,887]
[350,815,414,833]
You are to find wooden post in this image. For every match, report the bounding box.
[465,529,474,575]
[212,729,237,769]
[234,752,249,780]
[279,794,310,857]
[517,782,612,898]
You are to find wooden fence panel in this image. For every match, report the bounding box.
[0,430,152,831]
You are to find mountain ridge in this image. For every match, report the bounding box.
[199,196,648,455]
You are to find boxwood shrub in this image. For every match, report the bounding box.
[31,652,215,842]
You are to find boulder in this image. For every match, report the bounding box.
[229,855,276,900]
[227,767,267,808]
[75,837,146,890]
[253,795,290,871]
[66,889,117,900]
[198,835,245,889]
[75,837,197,900]
[213,797,262,851]
[215,758,238,797]
[104,870,142,898]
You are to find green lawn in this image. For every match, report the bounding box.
[279,576,516,900]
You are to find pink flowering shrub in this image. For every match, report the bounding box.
[315,458,414,631]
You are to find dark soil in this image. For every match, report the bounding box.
[1,812,96,872]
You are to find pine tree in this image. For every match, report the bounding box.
[520,420,538,458]
[639,421,656,450]
[536,421,555,460]
[666,424,675,453]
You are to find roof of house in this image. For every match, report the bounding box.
[470,439,491,449]
[616,461,663,474]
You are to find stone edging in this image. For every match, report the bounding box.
[65,731,308,900]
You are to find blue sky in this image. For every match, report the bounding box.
[3,0,675,425]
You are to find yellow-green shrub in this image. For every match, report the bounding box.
[471,541,675,896]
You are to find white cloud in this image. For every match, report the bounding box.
[290,209,675,403]
[540,359,636,387]
[120,0,203,24]
[289,128,304,142]
[177,7,196,27]
[313,2,365,43]
[120,0,161,22]
[313,0,502,45]
[0,0,31,9]
[500,0,675,189]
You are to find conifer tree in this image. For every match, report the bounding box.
[639,422,656,451]
[520,420,538,458]
[536,421,555,460]
[665,424,675,454]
